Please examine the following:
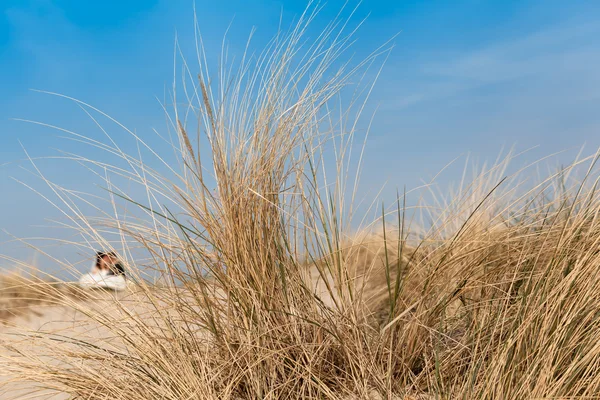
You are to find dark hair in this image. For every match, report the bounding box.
[95,251,125,276]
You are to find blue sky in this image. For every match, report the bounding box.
[2,0,600,275]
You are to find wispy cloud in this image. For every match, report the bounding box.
[387,20,600,110]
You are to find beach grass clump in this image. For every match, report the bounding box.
[0,270,86,324]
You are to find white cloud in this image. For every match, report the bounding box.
[385,20,600,110]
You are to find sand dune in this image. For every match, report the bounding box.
[0,289,158,399]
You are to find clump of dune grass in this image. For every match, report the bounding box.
[0,269,86,324]
[3,3,600,399]
[0,272,51,322]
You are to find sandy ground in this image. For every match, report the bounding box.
[1,302,87,399]
[0,289,157,399]
[0,273,337,399]
[0,264,392,399]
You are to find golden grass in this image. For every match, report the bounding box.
[0,272,85,324]
[2,4,600,399]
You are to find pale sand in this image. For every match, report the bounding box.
[0,289,159,399]
[0,276,337,399]
[0,262,404,399]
